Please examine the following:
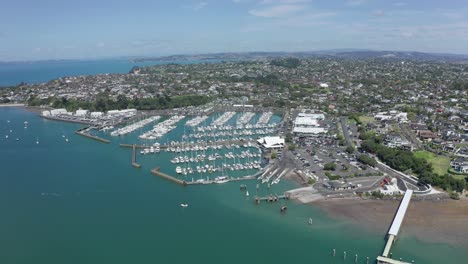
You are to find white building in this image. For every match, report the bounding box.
[374,111,408,123]
[90,112,103,118]
[380,178,403,195]
[50,108,68,116]
[107,110,120,115]
[293,111,327,136]
[75,109,89,117]
[257,136,285,149]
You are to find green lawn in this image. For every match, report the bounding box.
[359,115,374,124]
[414,150,451,176]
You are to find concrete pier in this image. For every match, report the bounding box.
[150,167,186,185]
[131,144,141,168]
[75,128,110,143]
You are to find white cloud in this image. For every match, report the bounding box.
[400,32,414,38]
[394,2,406,7]
[249,4,306,17]
[346,0,368,6]
[260,0,311,4]
[372,10,385,17]
[183,2,207,11]
[193,2,207,11]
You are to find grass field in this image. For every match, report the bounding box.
[414,150,451,176]
[359,115,374,124]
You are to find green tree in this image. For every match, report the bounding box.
[346,145,355,154]
[324,162,336,171]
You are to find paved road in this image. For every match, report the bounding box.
[340,116,354,148]
[376,161,431,193]
[399,123,422,149]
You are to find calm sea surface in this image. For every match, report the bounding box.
[0,107,466,264]
[0,59,221,86]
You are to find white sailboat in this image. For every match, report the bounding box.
[36,137,39,145]
[246,190,250,197]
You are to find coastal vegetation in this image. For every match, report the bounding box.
[360,134,467,193]
[357,154,377,167]
[413,151,451,176]
[27,94,213,111]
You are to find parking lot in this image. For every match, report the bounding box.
[276,115,385,192]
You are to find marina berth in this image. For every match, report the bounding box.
[236,112,255,125]
[185,115,209,127]
[139,115,185,140]
[256,112,273,125]
[211,111,236,126]
[110,115,160,136]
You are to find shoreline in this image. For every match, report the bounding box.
[0,103,25,107]
[312,198,468,248]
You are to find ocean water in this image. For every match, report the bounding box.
[0,107,467,264]
[0,59,221,87]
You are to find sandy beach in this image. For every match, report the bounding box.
[315,198,468,248]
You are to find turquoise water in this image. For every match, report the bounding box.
[0,59,222,86]
[0,107,467,264]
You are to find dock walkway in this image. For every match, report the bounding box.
[120,139,259,150]
[377,189,413,264]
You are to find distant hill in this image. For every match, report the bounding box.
[132,50,468,63]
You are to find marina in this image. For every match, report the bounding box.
[89,111,281,185]
[1,103,467,264]
[139,115,185,140]
[110,115,160,136]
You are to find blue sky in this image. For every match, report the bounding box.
[1,0,467,61]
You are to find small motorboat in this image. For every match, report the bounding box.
[280,205,287,213]
[180,203,188,208]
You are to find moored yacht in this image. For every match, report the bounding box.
[214,176,229,184]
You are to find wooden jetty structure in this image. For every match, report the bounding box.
[131,144,141,168]
[75,127,110,143]
[255,194,289,204]
[377,189,414,264]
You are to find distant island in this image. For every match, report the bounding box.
[131,50,468,63]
